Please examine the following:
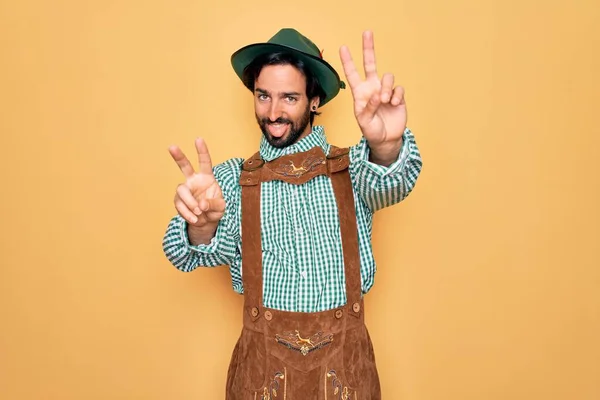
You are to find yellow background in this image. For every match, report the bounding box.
[1,0,599,399]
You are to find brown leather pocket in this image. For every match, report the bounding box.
[341,325,379,391]
[233,328,269,392]
[226,336,242,391]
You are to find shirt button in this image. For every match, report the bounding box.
[300,271,307,278]
[296,227,304,234]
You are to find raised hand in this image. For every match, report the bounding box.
[339,31,406,163]
[168,138,225,238]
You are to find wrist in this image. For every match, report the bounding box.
[368,139,403,166]
[187,223,218,246]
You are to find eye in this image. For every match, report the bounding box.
[285,96,298,103]
[257,94,269,101]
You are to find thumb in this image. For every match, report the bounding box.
[199,197,226,214]
[357,92,380,125]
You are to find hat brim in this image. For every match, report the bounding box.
[231,43,344,107]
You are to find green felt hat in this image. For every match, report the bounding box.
[230,28,346,107]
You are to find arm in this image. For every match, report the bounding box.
[350,127,422,212]
[162,136,243,272]
[162,159,242,271]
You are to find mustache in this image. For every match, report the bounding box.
[261,117,292,125]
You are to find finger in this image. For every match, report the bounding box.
[380,73,394,104]
[169,145,195,179]
[195,138,214,175]
[359,92,381,124]
[205,208,225,223]
[198,197,226,213]
[175,198,198,224]
[362,30,378,80]
[391,86,405,106]
[339,45,362,92]
[176,184,201,215]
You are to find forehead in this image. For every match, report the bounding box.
[255,64,307,93]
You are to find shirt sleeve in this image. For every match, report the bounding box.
[349,127,423,212]
[161,158,243,272]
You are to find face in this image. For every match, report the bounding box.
[254,64,319,148]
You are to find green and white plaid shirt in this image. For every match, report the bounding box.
[162,125,422,312]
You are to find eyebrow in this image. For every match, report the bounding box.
[255,88,302,97]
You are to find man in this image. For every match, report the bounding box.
[162,28,422,399]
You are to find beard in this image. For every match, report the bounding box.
[256,105,311,149]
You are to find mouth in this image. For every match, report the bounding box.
[266,122,291,138]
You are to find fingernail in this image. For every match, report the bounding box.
[191,216,198,223]
[194,207,201,215]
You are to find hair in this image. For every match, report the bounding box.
[241,52,326,125]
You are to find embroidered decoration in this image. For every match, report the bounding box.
[257,369,286,400]
[326,370,353,400]
[289,162,307,175]
[275,330,334,356]
[272,156,326,178]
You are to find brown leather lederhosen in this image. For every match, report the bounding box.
[225,145,381,399]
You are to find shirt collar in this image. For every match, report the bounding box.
[259,125,329,162]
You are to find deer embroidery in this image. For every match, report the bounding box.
[275,330,333,356]
[294,330,313,347]
[289,162,307,174]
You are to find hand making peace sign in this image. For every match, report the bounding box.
[339,31,407,150]
[168,138,225,230]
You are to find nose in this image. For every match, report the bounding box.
[268,99,283,122]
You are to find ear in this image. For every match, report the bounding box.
[310,97,320,111]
